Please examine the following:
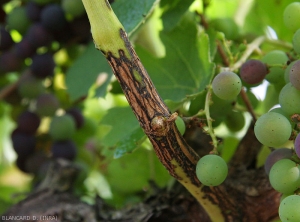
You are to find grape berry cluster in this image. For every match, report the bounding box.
[195,2,300,221]
[0,0,91,175]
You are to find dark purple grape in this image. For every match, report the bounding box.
[0,27,14,51]
[17,111,41,134]
[66,107,85,129]
[35,93,60,116]
[11,129,36,157]
[26,23,53,48]
[0,6,6,24]
[30,53,55,78]
[264,148,293,175]
[0,51,23,73]
[240,59,268,85]
[51,140,77,161]
[40,4,67,32]
[294,133,300,158]
[69,15,91,43]
[289,60,300,90]
[14,38,36,59]
[16,155,30,173]
[26,1,42,22]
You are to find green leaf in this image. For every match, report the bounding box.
[160,0,195,31]
[244,0,292,41]
[65,42,113,101]
[113,0,158,35]
[136,14,215,102]
[66,0,158,100]
[100,107,145,157]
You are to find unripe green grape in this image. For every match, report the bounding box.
[269,159,300,194]
[293,30,300,55]
[62,0,85,18]
[212,71,242,100]
[279,195,300,222]
[279,83,300,116]
[196,155,228,186]
[18,74,44,99]
[269,107,291,123]
[254,112,291,148]
[175,116,185,135]
[224,111,245,132]
[262,50,288,86]
[283,2,300,32]
[49,114,76,141]
[6,6,31,34]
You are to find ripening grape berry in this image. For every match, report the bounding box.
[283,2,300,32]
[51,140,77,161]
[196,155,228,186]
[41,4,67,32]
[35,93,60,116]
[62,0,85,18]
[212,71,242,100]
[284,61,296,83]
[254,112,291,148]
[49,114,76,141]
[175,116,186,135]
[279,83,300,116]
[264,148,293,175]
[239,59,268,84]
[289,60,300,90]
[279,195,300,222]
[17,111,40,134]
[31,53,55,79]
[262,50,288,87]
[269,159,300,194]
[294,133,300,158]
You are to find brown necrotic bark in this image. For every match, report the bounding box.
[105,29,200,183]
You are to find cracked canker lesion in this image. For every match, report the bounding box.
[149,113,178,137]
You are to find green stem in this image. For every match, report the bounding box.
[230,36,265,71]
[82,0,129,58]
[204,86,219,152]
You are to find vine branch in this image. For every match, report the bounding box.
[82,0,226,221]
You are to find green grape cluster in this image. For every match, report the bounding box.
[254,3,300,221]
